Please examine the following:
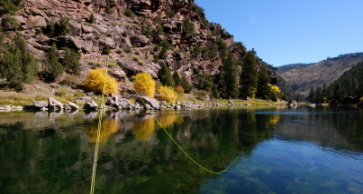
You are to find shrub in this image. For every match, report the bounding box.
[0,0,23,15]
[51,17,70,37]
[1,16,20,31]
[167,10,175,18]
[84,68,119,94]
[0,33,38,85]
[183,18,195,36]
[158,64,174,87]
[175,86,185,94]
[158,86,177,103]
[102,46,111,55]
[105,0,111,14]
[62,47,81,75]
[134,72,155,97]
[124,9,134,18]
[43,43,63,81]
[181,73,192,93]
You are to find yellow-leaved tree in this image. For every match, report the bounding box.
[134,72,155,97]
[157,86,177,103]
[84,68,118,94]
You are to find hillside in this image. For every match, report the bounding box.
[0,0,276,101]
[278,53,363,96]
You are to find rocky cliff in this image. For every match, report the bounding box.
[1,0,258,91]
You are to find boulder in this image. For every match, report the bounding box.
[130,35,149,47]
[138,96,160,110]
[64,104,72,110]
[288,100,299,107]
[80,96,92,102]
[182,101,192,109]
[34,101,48,108]
[228,101,234,107]
[99,37,116,48]
[25,16,47,29]
[81,24,93,33]
[48,97,63,110]
[84,100,98,110]
[68,102,79,110]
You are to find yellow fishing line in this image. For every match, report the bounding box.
[90,54,111,194]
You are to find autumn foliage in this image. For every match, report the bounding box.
[84,68,118,94]
[158,86,177,103]
[134,72,156,97]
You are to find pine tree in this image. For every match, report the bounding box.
[308,87,315,102]
[44,43,63,81]
[256,64,271,99]
[181,73,192,93]
[0,33,38,85]
[173,71,182,87]
[158,64,175,87]
[220,52,239,98]
[62,47,80,75]
[240,50,258,99]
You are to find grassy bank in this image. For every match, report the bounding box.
[0,84,287,108]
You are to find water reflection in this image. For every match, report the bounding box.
[133,115,155,142]
[0,107,363,193]
[86,119,119,142]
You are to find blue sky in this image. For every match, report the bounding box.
[195,0,363,67]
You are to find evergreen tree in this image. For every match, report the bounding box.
[181,73,192,93]
[173,71,182,87]
[44,43,63,81]
[256,64,271,99]
[315,87,322,103]
[0,0,23,15]
[158,64,175,87]
[62,47,81,75]
[105,0,111,14]
[220,52,239,98]
[240,50,258,99]
[308,87,315,102]
[0,33,38,86]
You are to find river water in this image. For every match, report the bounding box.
[0,106,363,193]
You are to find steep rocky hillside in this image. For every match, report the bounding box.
[0,0,266,91]
[278,53,363,96]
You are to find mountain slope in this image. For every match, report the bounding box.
[278,53,363,95]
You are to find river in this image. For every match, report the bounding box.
[0,106,362,193]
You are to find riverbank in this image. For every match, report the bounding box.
[0,86,288,112]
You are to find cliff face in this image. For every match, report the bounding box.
[1,0,251,86]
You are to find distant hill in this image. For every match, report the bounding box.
[278,63,315,73]
[277,53,363,96]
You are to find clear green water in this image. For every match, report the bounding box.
[0,107,363,193]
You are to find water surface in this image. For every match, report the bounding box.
[0,107,362,193]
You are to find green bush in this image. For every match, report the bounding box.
[43,43,63,81]
[183,18,195,36]
[102,46,111,55]
[88,13,95,23]
[0,34,38,86]
[62,47,81,75]
[124,9,134,18]
[1,16,20,31]
[0,0,23,15]
[158,64,175,87]
[49,17,70,37]
[181,73,192,93]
